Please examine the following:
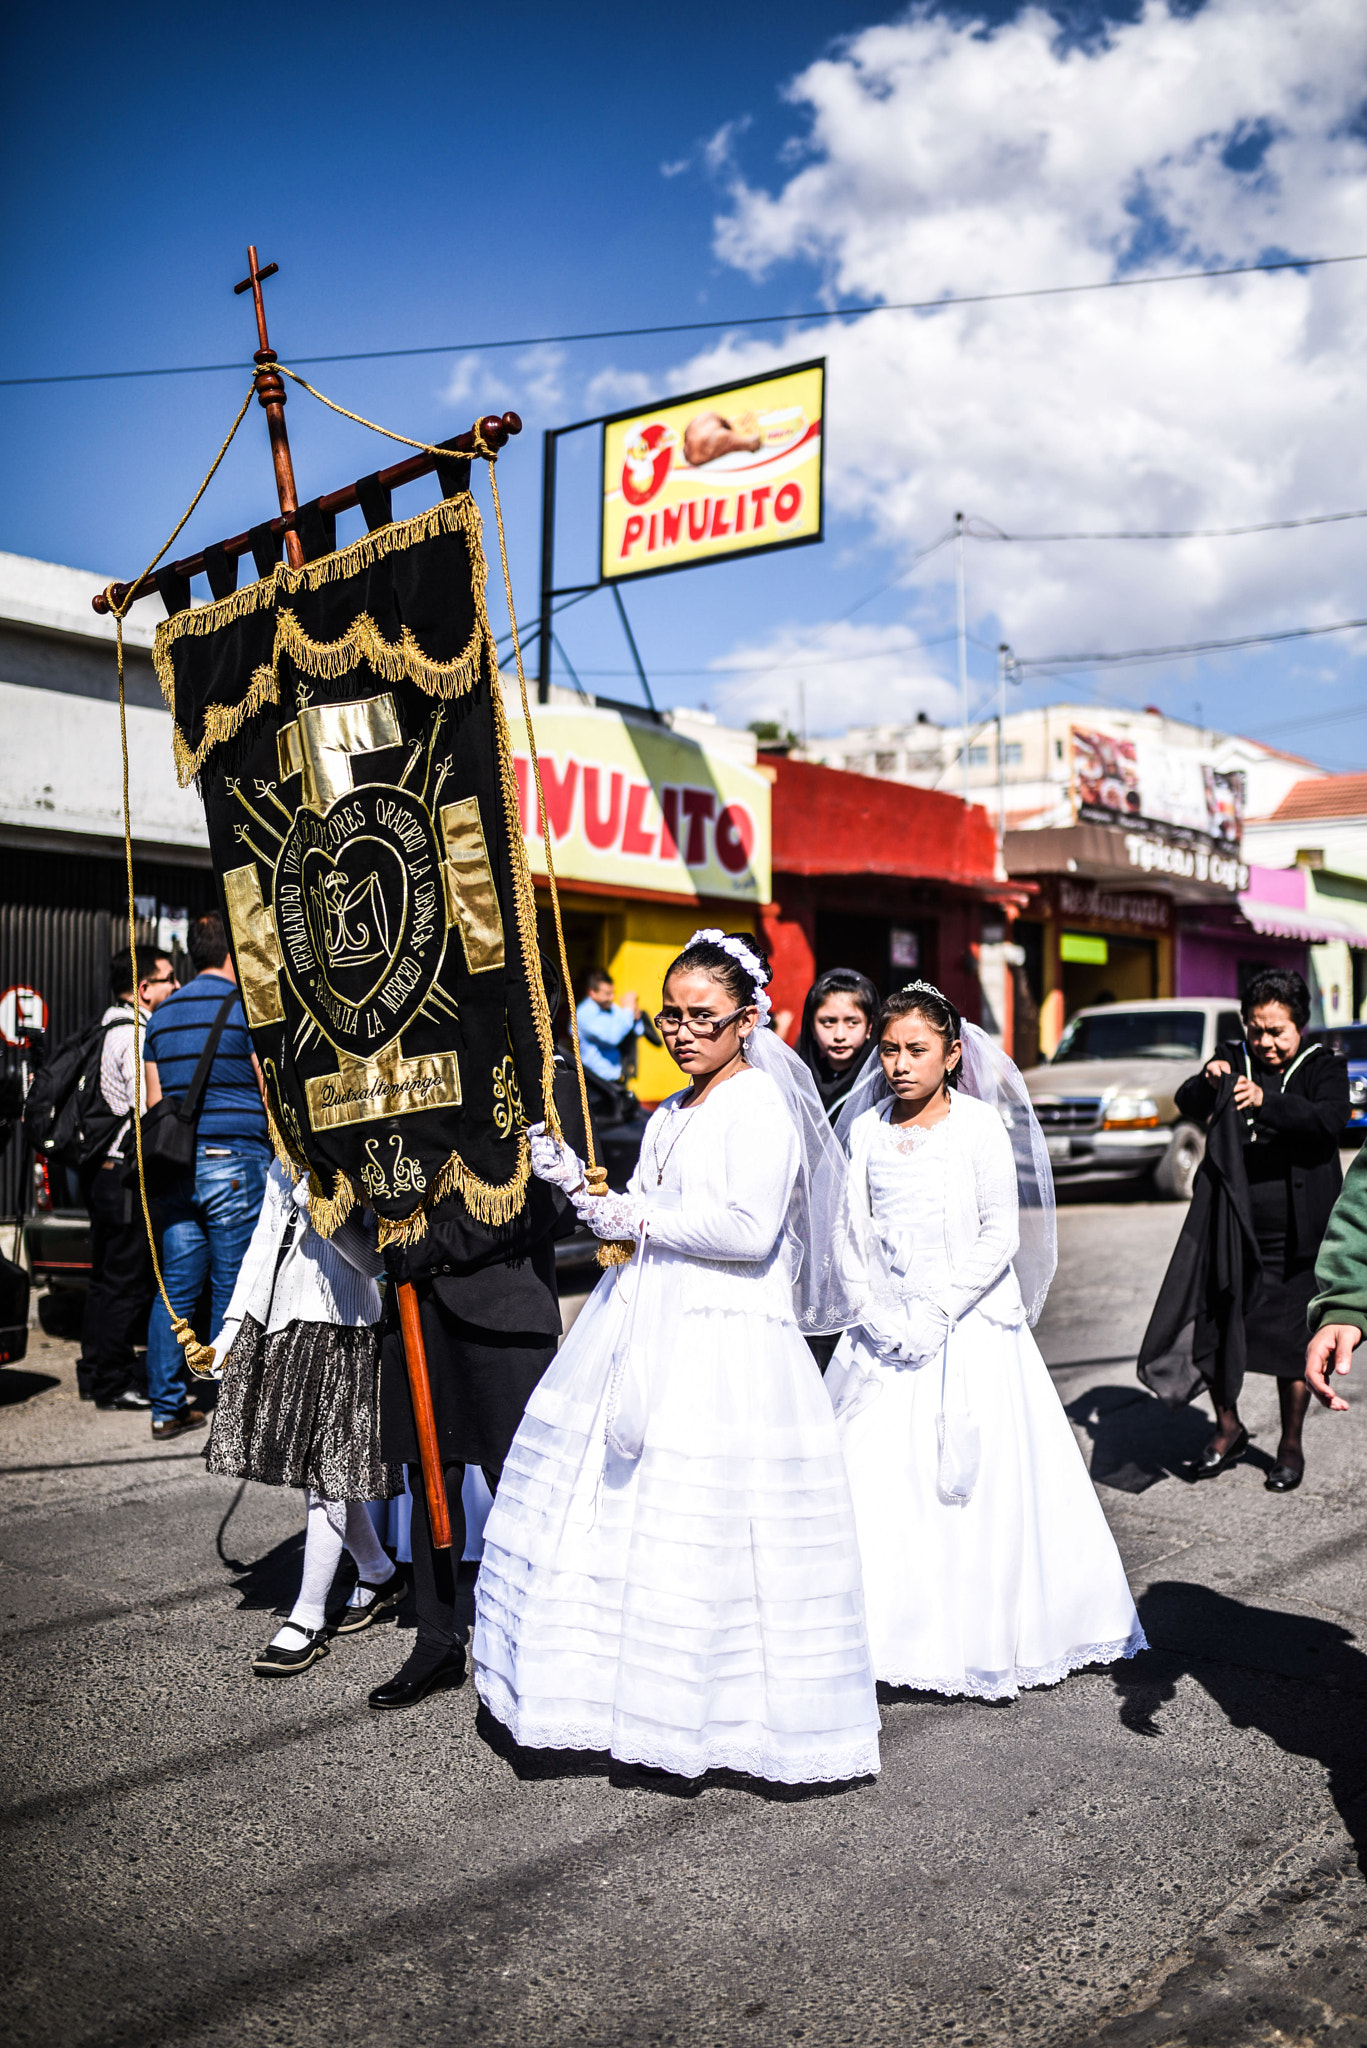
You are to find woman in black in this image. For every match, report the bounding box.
[1175,968,1349,1492]
[795,967,881,1128]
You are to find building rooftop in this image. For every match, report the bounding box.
[0,550,159,652]
[1271,775,1367,823]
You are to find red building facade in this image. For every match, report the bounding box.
[760,757,1018,1040]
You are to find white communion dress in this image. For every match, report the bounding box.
[474,1067,882,1783]
[828,1092,1146,1700]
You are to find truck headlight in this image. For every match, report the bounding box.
[1103,1095,1161,1130]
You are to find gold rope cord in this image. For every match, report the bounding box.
[105,376,260,1377]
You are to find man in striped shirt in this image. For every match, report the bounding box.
[142,911,270,1439]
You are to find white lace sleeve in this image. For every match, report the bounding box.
[646,1096,798,1263]
[935,1110,1021,1324]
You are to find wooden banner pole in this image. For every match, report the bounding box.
[396,1280,453,1552]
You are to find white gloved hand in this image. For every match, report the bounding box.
[572,1185,648,1243]
[203,1319,241,1381]
[894,1297,951,1367]
[528,1121,586,1194]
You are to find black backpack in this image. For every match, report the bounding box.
[22,1012,129,1174]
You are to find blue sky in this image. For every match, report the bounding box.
[3,0,1365,769]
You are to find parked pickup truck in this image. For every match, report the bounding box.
[1022,998,1246,1200]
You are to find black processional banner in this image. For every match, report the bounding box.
[154,491,555,1246]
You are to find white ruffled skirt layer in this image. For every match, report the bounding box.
[474,1262,881,1784]
[831,1312,1147,1700]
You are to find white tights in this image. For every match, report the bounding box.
[276,1493,395,1642]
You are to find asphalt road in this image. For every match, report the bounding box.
[6,1183,1367,2048]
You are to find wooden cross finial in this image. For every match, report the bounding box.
[234,245,303,568]
[233,246,280,355]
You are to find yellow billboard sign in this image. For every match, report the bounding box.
[600,361,824,584]
[501,700,771,904]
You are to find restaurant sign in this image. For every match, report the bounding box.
[600,362,824,585]
[501,701,771,904]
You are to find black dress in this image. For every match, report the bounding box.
[1174,1038,1349,1380]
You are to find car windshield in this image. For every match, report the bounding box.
[1310,1026,1367,1060]
[1052,1010,1207,1063]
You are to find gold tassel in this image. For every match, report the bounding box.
[174,1315,219,1379]
[596,1240,635,1268]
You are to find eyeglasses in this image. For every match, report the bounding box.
[653,1003,752,1039]
[142,971,176,989]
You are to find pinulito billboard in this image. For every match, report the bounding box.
[600,361,824,585]
[1070,726,1245,847]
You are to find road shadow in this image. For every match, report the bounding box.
[1114,1580,1367,1872]
[0,1368,61,1406]
[1065,1384,1219,1491]
[473,1702,875,1803]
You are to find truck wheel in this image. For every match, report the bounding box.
[1153,1122,1205,1200]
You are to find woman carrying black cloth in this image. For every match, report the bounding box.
[1144,968,1348,1492]
[795,968,881,1127]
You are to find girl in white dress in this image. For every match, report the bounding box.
[828,983,1145,1701]
[474,931,881,1785]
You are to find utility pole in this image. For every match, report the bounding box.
[996,641,1013,860]
[955,511,969,804]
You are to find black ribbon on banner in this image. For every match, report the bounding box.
[152,492,555,1248]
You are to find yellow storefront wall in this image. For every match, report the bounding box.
[539,888,759,1105]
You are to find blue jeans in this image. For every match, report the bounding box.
[146,1142,269,1420]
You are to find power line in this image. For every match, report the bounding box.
[1017,616,1367,674]
[968,509,1367,542]
[3,251,1362,390]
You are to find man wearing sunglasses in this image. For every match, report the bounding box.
[79,947,178,1411]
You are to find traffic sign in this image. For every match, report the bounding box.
[0,985,47,1047]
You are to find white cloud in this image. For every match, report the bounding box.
[704,115,751,175]
[583,364,658,412]
[441,345,564,421]
[705,619,961,733]
[688,0,1367,668]
[660,157,691,179]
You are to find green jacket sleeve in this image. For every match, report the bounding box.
[1309,1144,1367,1333]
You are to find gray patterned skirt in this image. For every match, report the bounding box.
[206,1314,402,1502]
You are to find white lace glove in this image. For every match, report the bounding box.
[528,1121,587,1194]
[528,1122,646,1241]
[893,1296,951,1367]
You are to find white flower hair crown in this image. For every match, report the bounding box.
[687,928,772,1018]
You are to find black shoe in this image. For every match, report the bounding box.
[96,1386,153,1411]
[368,1648,464,1711]
[1191,1425,1248,1478]
[1266,1460,1304,1493]
[252,1626,330,1676]
[333,1567,407,1635]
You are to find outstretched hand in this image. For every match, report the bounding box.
[1305,1322,1362,1411]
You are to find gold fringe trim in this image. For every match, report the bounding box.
[375,1132,531,1248]
[274,609,482,694]
[154,494,487,783]
[306,1167,356,1241]
[170,663,281,785]
[264,1090,310,1179]
[488,625,560,1139]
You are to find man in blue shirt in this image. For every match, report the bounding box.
[142,911,270,1439]
[575,969,643,1087]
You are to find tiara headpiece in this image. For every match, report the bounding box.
[900,979,948,1002]
[686,927,772,1019]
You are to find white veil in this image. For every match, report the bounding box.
[833,1010,1057,1326]
[745,1024,871,1334]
